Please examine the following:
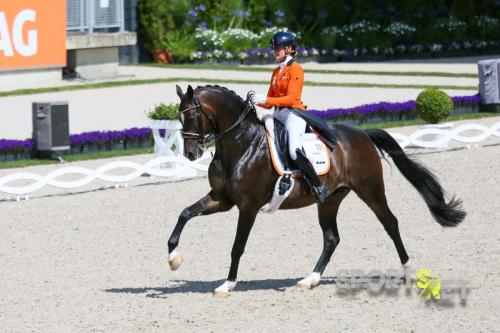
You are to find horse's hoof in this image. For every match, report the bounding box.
[168,250,182,271]
[297,281,313,289]
[297,280,318,289]
[213,280,236,298]
[213,291,230,298]
[297,272,321,289]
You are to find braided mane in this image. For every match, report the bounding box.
[196,84,245,103]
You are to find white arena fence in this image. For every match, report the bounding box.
[1,121,499,199]
[389,122,500,149]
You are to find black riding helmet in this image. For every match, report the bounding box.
[270,31,297,51]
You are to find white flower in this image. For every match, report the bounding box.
[395,45,405,53]
[474,16,499,29]
[430,44,442,52]
[434,17,466,32]
[222,29,259,40]
[191,51,203,59]
[320,26,344,38]
[384,22,416,37]
[194,29,224,50]
[410,44,424,53]
[384,47,394,55]
[343,20,380,34]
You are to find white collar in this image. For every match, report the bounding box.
[278,55,293,73]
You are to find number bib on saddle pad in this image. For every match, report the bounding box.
[265,131,331,176]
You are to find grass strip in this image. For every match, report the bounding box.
[0,147,153,170]
[141,63,477,78]
[357,112,499,129]
[0,77,477,97]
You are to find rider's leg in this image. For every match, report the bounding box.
[284,110,328,203]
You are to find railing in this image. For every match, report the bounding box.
[67,0,124,33]
[389,122,500,149]
[0,154,212,200]
[0,127,211,200]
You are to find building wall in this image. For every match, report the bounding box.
[119,0,139,64]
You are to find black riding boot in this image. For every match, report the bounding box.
[294,148,328,203]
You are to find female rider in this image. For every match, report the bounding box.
[249,31,327,203]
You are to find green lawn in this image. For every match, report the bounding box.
[142,63,477,78]
[358,112,499,129]
[0,77,477,97]
[0,147,153,170]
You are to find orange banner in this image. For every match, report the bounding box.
[0,0,66,69]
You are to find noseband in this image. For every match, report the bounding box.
[179,93,254,146]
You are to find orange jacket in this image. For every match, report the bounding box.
[262,59,306,111]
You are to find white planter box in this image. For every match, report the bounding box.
[150,120,183,157]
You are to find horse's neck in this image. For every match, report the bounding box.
[215,118,264,166]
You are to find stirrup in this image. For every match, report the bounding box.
[313,184,328,203]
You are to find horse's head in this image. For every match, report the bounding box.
[176,85,216,161]
[176,84,256,161]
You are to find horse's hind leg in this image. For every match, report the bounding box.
[354,183,409,265]
[297,188,349,289]
[167,190,233,270]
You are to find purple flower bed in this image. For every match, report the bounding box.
[69,127,151,146]
[451,94,481,104]
[309,94,481,122]
[309,100,417,119]
[0,139,35,154]
[0,127,153,156]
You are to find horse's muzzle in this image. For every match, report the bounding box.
[184,143,204,161]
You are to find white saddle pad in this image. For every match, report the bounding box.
[266,131,331,176]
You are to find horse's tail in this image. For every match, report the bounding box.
[365,128,466,227]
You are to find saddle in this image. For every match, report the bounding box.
[260,119,331,213]
[266,119,331,176]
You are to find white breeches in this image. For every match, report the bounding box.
[274,108,307,160]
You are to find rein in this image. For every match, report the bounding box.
[179,93,254,145]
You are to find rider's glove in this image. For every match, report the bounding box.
[255,106,274,122]
[249,92,267,105]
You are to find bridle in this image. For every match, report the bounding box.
[179,92,254,146]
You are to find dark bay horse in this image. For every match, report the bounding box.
[167,84,466,297]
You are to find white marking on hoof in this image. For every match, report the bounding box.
[401,261,417,284]
[297,272,321,289]
[168,250,182,271]
[213,280,237,298]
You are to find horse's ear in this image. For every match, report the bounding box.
[186,85,194,98]
[176,85,184,100]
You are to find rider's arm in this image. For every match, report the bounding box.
[259,71,277,110]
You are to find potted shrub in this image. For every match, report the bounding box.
[416,88,454,146]
[137,0,175,63]
[147,103,182,157]
[416,88,453,124]
[164,31,196,63]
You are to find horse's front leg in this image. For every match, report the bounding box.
[168,190,233,270]
[214,207,258,298]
